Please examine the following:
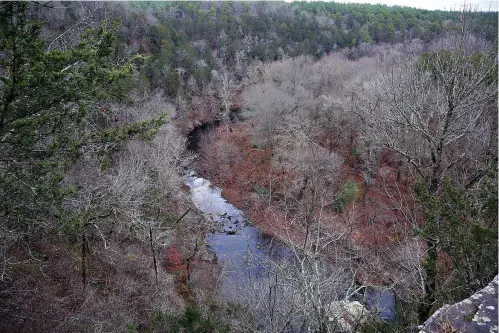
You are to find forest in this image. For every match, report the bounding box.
[0,1,497,332]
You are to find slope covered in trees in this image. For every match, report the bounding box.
[0,2,212,331]
[34,1,497,97]
[0,1,497,332]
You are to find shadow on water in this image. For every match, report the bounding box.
[186,108,247,153]
[186,121,219,152]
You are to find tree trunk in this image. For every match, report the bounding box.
[149,225,158,286]
[363,176,371,204]
[297,176,309,202]
[396,160,402,183]
[418,239,438,322]
[81,228,87,289]
[185,238,199,289]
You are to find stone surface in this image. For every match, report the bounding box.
[419,276,498,333]
[328,300,371,332]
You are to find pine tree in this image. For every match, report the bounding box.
[0,2,166,232]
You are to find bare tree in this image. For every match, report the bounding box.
[350,7,497,320]
[244,82,297,147]
[353,29,496,195]
[61,92,193,288]
[228,200,369,333]
[213,69,238,132]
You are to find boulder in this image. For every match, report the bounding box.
[419,275,498,333]
[223,224,237,234]
[328,300,371,332]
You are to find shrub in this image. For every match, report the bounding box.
[150,307,230,333]
[334,178,359,213]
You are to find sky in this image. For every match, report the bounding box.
[289,0,499,11]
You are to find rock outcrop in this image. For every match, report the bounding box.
[327,300,371,332]
[419,276,498,333]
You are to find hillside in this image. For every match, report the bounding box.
[0,1,497,332]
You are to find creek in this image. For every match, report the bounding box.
[185,123,396,324]
[185,174,292,299]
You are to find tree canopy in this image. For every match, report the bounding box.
[0,2,166,234]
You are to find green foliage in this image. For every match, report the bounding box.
[111,1,497,96]
[253,185,268,198]
[29,2,498,99]
[361,302,419,333]
[126,322,141,333]
[413,171,498,310]
[150,307,230,333]
[0,3,166,234]
[334,178,359,213]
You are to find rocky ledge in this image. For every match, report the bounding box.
[419,276,498,333]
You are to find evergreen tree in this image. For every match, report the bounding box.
[414,171,497,311]
[0,2,166,233]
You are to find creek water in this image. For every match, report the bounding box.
[185,172,396,321]
[185,174,292,299]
